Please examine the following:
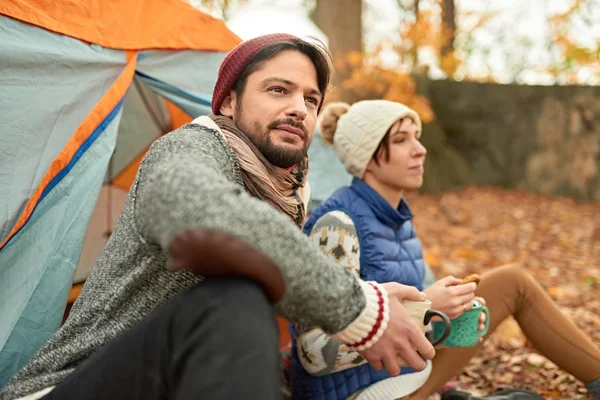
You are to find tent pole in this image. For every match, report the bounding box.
[105,158,113,238]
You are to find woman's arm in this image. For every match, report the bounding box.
[294,211,370,375]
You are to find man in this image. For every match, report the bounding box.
[0,34,435,400]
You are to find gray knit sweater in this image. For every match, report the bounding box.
[0,122,377,399]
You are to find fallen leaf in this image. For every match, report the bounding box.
[527,353,546,367]
[406,186,600,398]
[541,390,561,398]
[510,365,523,373]
[424,251,441,268]
[547,286,565,299]
[495,317,527,348]
[498,372,514,383]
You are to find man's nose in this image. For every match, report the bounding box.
[285,93,308,121]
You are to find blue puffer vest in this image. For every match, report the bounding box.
[290,178,426,400]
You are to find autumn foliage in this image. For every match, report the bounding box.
[335,0,598,106]
[407,186,599,399]
[331,51,435,123]
[328,2,463,120]
[546,0,600,84]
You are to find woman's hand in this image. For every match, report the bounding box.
[424,275,477,319]
[475,296,487,343]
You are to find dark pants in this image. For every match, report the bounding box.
[45,278,281,400]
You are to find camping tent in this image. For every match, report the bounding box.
[0,0,240,385]
[306,133,353,209]
[75,4,332,284]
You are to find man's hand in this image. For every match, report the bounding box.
[358,283,435,376]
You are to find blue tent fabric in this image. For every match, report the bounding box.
[0,15,229,386]
[0,15,127,244]
[307,132,352,210]
[0,108,123,386]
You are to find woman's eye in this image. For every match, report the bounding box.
[306,97,318,105]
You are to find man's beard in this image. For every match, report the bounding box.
[233,114,310,169]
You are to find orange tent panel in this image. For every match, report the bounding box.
[165,99,194,131]
[0,51,138,250]
[0,0,241,51]
[111,149,147,191]
[111,100,193,191]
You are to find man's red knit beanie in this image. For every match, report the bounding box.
[212,33,311,115]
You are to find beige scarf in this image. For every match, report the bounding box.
[209,114,309,227]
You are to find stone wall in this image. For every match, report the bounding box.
[416,77,600,202]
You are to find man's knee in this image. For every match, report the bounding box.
[212,278,278,337]
[174,278,278,345]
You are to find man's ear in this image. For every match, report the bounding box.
[219,90,237,117]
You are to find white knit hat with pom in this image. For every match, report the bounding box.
[317,100,422,178]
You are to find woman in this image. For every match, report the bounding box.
[290,100,600,400]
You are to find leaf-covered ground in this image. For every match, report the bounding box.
[404,186,600,399]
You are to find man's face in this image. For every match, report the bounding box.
[219,50,322,168]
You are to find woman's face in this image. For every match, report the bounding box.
[364,117,427,191]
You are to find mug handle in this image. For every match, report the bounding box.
[479,306,490,337]
[424,310,451,346]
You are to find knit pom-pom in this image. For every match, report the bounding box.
[318,102,350,144]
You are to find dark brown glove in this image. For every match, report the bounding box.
[167,229,286,304]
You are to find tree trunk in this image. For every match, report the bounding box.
[313,0,362,102]
[412,0,420,65]
[441,0,456,57]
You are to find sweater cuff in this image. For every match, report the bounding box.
[332,280,389,351]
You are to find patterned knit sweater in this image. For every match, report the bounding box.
[0,120,386,400]
[294,211,431,399]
